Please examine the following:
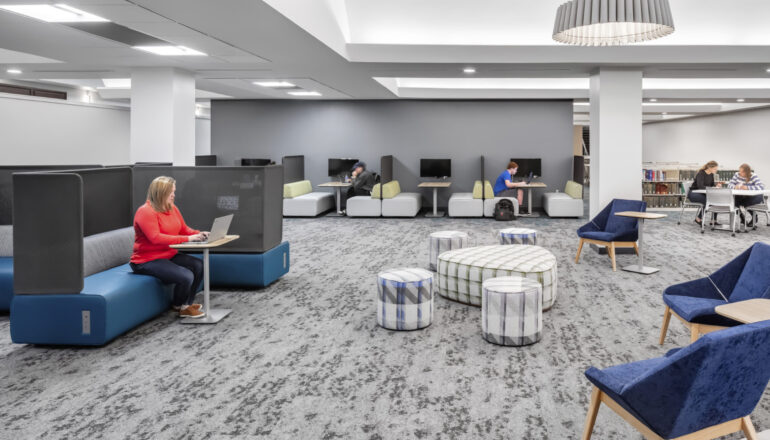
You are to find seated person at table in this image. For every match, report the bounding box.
[130,176,208,319]
[341,161,376,211]
[687,160,722,225]
[729,163,765,226]
[493,160,525,206]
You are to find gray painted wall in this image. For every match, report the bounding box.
[211,100,574,208]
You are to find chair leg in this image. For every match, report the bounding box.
[659,306,672,345]
[742,416,758,440]
[690,325,700,343]
[575,238,585,263]
[581,387,602,440]
[609,242,617,271]
[633,242,639,255]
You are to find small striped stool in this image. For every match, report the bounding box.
[377,268,434,331]
[482,277,542,346]
[429,230,469,272]
[498,228,537,245]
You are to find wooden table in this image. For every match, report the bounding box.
[519,182,547,217]
[614,211,667,275]
[716,299,770,324]
[418,181,452,217]
[318,182,352,216]
[171,234,239,324]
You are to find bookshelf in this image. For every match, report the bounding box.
[642,162,738,209]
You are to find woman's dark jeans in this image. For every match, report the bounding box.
[130,253,204,307]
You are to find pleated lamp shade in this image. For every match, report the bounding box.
[553,0,675,46]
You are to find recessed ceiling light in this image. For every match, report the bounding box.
[101,78,131,88]
[82,86,95,91]
[766,68,770,73]
[6,68,22,75]
[737,98,746,102]
[288,91,322,97]
[662,112,668,115]
[463,67,476,74]
[133,46,206,56]
[0,4,109,22]
[253,81,295,88]
[649,98,657,102]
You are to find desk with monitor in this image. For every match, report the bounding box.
[420,158,451,218]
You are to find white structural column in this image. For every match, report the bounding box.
[130,68,196,165]
[589,69,643,217]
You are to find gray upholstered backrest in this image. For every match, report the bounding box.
[0,225,11,257]
[83,227,134,277]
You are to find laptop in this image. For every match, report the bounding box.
[524,171,535,184]
[198,214,233,244]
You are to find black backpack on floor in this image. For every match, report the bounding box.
[494,199,516,221]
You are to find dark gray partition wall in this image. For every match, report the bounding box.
[282,155,304,183]
[380,155,393,185]
[79,168,133,236]
[13,173,84,294]
[132,166,283,253]
[211,100,574,208]
[480,156,486,200]
[0,165,101,225]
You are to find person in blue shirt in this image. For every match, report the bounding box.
[493,160,525,206]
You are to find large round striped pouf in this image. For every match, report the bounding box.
[376,268,434,331]
[498,227,537,245]
[482,277,543,346]
[428,230,469,271]
[437,245,557,309]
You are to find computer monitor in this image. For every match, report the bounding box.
[241,158,272,166]
[510,158,542,178]
[328,158,359,177]
[420,159,451,178]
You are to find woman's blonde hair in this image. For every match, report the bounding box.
[699,160,719,172]
[147,176,175,212]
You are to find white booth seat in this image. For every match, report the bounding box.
[283,180,335,217]
[484,197,520,217]
[543,181,584,218]
[347,196,381,217]
[448,193,483,217]
[383,193,422,217]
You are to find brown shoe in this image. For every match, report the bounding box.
[179,307,206,319]
[190,303,202,311]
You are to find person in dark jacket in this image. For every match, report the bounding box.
[687,160,722,225]
[340,161,376,212]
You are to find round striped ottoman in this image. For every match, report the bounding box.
[498,227,537,245]
[377,268,434,331]
[482,277,542,346]
[428,230,469,271]
[437,245,557,310]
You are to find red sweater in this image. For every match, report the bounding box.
[130,201,199,264]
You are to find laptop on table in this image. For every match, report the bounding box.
[197,214,233,244]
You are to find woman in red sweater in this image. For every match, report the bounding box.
[130,176,208,318]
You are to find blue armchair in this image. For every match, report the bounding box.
[583,320,770,440]
[575,199,646,271]
[660,242,770,344]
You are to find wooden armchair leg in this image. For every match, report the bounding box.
[742,416,758,440]
[659,306,672,345]
[575,238,585,263]
[690,325,700,343]
[581,387,602,440]
[633,242,639,255]
[609,243,617,271]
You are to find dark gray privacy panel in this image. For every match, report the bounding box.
[0,165,100,225]
[211,100,574,208]
[380,155,394,185]
[132,166,283,253]
[480,156,486,200]
[79,168,133,236]
[195,155,217,166]
[13,173,84,294]
[282,155,305,183]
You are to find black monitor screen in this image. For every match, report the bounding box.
[510,158,542,178]
[241,158,272,166]
[328,158,359,177]
[420,159,451,178]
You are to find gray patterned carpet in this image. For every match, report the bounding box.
[1,209,769,439]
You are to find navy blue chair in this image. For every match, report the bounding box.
[575,199,647,271]
[660,242,770,344]
[583,320,770,440]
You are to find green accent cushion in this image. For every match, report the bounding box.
[283,180,312,198]
[565,181,583,199]
[372,181,401,199]
[472,180,494,199]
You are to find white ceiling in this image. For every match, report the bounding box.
[0,0,768,120]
